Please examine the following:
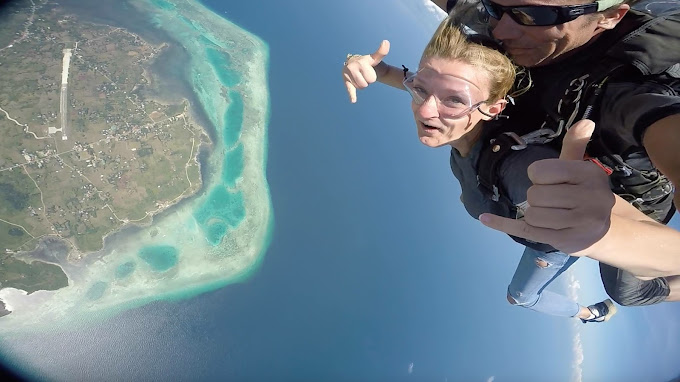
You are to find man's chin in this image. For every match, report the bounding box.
[506,51,545,68]
[512,57,541,68]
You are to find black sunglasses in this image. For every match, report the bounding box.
[480,0,617,26]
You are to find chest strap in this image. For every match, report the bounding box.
[477,132,527,202]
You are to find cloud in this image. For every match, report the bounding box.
[567,270,584,382]
[394,0,446,32]
[420,0,447,20]
[487,376,496,382]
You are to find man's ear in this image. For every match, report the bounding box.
[598,4,629,30]
[480,99,507,121]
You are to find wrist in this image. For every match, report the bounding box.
[570,217,613,258]
[374,61,389,78]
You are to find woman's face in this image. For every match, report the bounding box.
[410,57,496,148]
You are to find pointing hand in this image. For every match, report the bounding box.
[479,119,616,255]
[342,40,390,103]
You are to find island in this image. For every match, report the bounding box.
[0,0,272,331]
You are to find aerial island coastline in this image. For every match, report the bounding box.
[0,0,272,332]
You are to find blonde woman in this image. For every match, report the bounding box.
[343,18,622,322]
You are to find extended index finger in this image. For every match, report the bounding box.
[479,213,561,247]
[344,79,357,103]
[479,213,540,241]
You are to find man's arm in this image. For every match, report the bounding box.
[479,120,680,278]
[566,110,680,277]
[642,113,680,209]
[576,195,680,278]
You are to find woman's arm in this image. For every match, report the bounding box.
[374,61,410,90]
[342,40,409,103]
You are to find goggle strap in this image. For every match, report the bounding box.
[402,65,409,79]
[596,0,623,12]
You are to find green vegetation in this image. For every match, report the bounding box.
[0,221,31,250]
[0,254,68,294]
[0,182,29,210]
[0,1,210,293]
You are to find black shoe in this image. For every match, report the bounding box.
[580,299,617,323]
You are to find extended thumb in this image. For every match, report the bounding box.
[370,40,390,65]
[559,119,595,160]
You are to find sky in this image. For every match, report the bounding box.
[1,0,679,381]
[199,0,680,380]
[383,3,680,381]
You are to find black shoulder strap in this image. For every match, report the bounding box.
[475,133,560,252]
[476,132,526,204]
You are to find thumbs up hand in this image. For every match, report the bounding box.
[479,120,617,255]
[342,40,390,103]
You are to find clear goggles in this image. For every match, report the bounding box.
[403,69,487,119]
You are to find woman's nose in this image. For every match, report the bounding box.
[417,96,439,117]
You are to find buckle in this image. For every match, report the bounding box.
[492,185,500,202]
[502,132,527,150]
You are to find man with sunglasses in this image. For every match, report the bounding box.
[342,0,680,307]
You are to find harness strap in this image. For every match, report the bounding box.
[476,132,528,203]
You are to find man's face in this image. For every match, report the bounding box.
[488,0,608,67]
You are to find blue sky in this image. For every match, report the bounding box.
[260,0,677,379]
[328,1,680,380]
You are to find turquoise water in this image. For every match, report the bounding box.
[178,14,195,28]
[193,187,246,245]
[223,90,243,147]
[223,143,244,187]
[150,0,176,11]
[206,47,241,86]
[115,262,136,279]
[85,282,108,301]
[190,48,248,242]
[138,245,179,272]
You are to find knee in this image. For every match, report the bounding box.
[604,280,669,306]
[601,266,670,306]
[506,290,538,308]
[535,258,550,268]
[605,288,639,307]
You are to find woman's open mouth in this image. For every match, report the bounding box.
[420,122,441,133]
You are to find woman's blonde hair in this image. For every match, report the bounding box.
[421,17,517,102]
